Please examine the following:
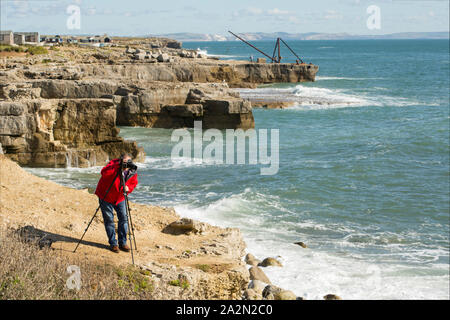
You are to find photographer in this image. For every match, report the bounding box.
[94,153,138,253]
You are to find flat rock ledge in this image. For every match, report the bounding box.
[0,41,318,168]
[0,80,253,167]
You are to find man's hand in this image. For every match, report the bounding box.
[125,186,129,193]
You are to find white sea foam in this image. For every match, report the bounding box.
[292,85,370,107]
[140,156,228,170]
[196,48,240,59]
[174,190,450,300]
[238,84,424,110]
[315,76,383,81]
[239,85,368,108]
[23,161,450,300]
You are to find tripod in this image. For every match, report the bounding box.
[73,164,138,265]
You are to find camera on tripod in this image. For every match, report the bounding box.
[120,158,137,171]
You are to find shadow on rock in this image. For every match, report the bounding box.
[16,225,109,250]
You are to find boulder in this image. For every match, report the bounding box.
[294,241,307,248]
[262,285,282,300]
[185,88,205,104]
[256,58,266,64]
[274,290,297,300]
[324,294,342,300]
[248,267,271,284]
[243,289,262,300]
[245,253,261,266]
[248,280,266,294]
[125,46,136,54]
[258,257,283,267]
[166,218,207,234]
[157,53,170,63]
[133,52,146,60]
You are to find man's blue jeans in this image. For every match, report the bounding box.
[99,199,128,247]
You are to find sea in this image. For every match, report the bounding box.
[26,40,449,299]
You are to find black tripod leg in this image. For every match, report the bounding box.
[126,208,135,265]
[120,172,135,265]
[125,196,137,251]
[73,206,100,253]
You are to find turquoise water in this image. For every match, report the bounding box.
[26,40,449,299]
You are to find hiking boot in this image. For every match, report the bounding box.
[110,245,119,253]
[119,244,131,252]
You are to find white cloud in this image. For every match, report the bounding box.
[267,8,290,16]
[232,7,299,25]
[324,10,344,20]
[247,7,263,16]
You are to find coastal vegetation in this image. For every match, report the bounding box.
[0,228,154,299]
[0,45,25,53]
[0,45,48,55]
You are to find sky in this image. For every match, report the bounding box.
[0,0,448,36]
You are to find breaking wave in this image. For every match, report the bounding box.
[315,76,384,81]
[196,48,241,59]
[173,190,450,300]
[238,84,421,110]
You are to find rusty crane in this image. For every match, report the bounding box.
[228,30,304,64]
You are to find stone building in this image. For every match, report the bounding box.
[0,30,14,45]
[0,31,40,45]
[13,32,40,44]
[13,33,25,45]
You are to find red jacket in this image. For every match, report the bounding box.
[95,159,138,205]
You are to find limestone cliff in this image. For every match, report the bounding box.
[0,78,253,167]
[0,41,318,167]
[0,99,144,167]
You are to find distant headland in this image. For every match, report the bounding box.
[150,31,449,42]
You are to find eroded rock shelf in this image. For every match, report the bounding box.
[0,42,318,167]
